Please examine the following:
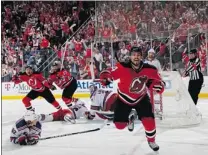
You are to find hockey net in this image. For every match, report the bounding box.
[153,71,202,128]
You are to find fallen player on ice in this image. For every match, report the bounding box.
[38,85,118,123]
[10,110,41,146]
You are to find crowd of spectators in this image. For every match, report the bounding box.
[58,1,207,79]
[1,1,208,82]
[1,1,94,81]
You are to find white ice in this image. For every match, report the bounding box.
[2,98,208,155]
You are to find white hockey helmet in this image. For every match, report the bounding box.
[24,110,38,122]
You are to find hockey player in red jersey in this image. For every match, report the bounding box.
[48,61,83,121]
[99,47,165,151]
[12,65,62,111]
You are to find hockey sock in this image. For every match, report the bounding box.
[62,97,73,107]
[141,117,156,142]
[62,97,78,108]
[22,97,33,110]
[114,122,128,130]
[51,100,61,110]
[52,109,63,121]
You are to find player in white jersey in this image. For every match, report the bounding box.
[38,100,88,124]
[84,85,117,120]
[10,110,41,145]
[144,48,162,72]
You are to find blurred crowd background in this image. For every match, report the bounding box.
[1,1,208,82]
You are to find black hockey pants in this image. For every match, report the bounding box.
[188,77,204,105]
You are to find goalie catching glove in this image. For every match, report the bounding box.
[149,80,165,94]
[99,70,113,86]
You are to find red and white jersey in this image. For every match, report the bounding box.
[101,62,163,106]
[90,89,117,112]
[13,72,50,92]
[48,69,73,89]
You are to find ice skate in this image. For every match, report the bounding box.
[64,109,76,124]
[148,141,159,151]
[128,109,137,132]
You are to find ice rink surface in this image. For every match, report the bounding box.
[2,98,208,155]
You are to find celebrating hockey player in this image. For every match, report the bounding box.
[12,65,62,111]
[39,100,88,124]
[182,48,204,105]
[10,111,41,145]
[99,47,165,151]
[84,85,117,120]
[48,61,83,112]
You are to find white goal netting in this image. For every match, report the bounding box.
[154,71,202,128]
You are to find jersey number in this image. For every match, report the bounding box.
[12,128,16,134]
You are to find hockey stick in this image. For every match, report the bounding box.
[150,90,154,112]
[39,120,108,141]
[89,42,95,80]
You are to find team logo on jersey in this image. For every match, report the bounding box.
[130,76,148,93]
[28,78,37,86]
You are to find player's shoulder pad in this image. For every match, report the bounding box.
[49,72,56,76]
[142,63,157,70]
[18,72,27,76]
[118,61,131,68]
[33,71,42,75]
[61,69,68,73]
[16,118,27,129]
[35,121,42,129]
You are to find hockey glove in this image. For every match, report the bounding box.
[84,111,95,120]
[50,85,57,90]
[18,134,28,145]
[150,80,165,94]
[12,75,21,84]
[12,75,18,81]
[27,135,39,145]
[99,70,113,86]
